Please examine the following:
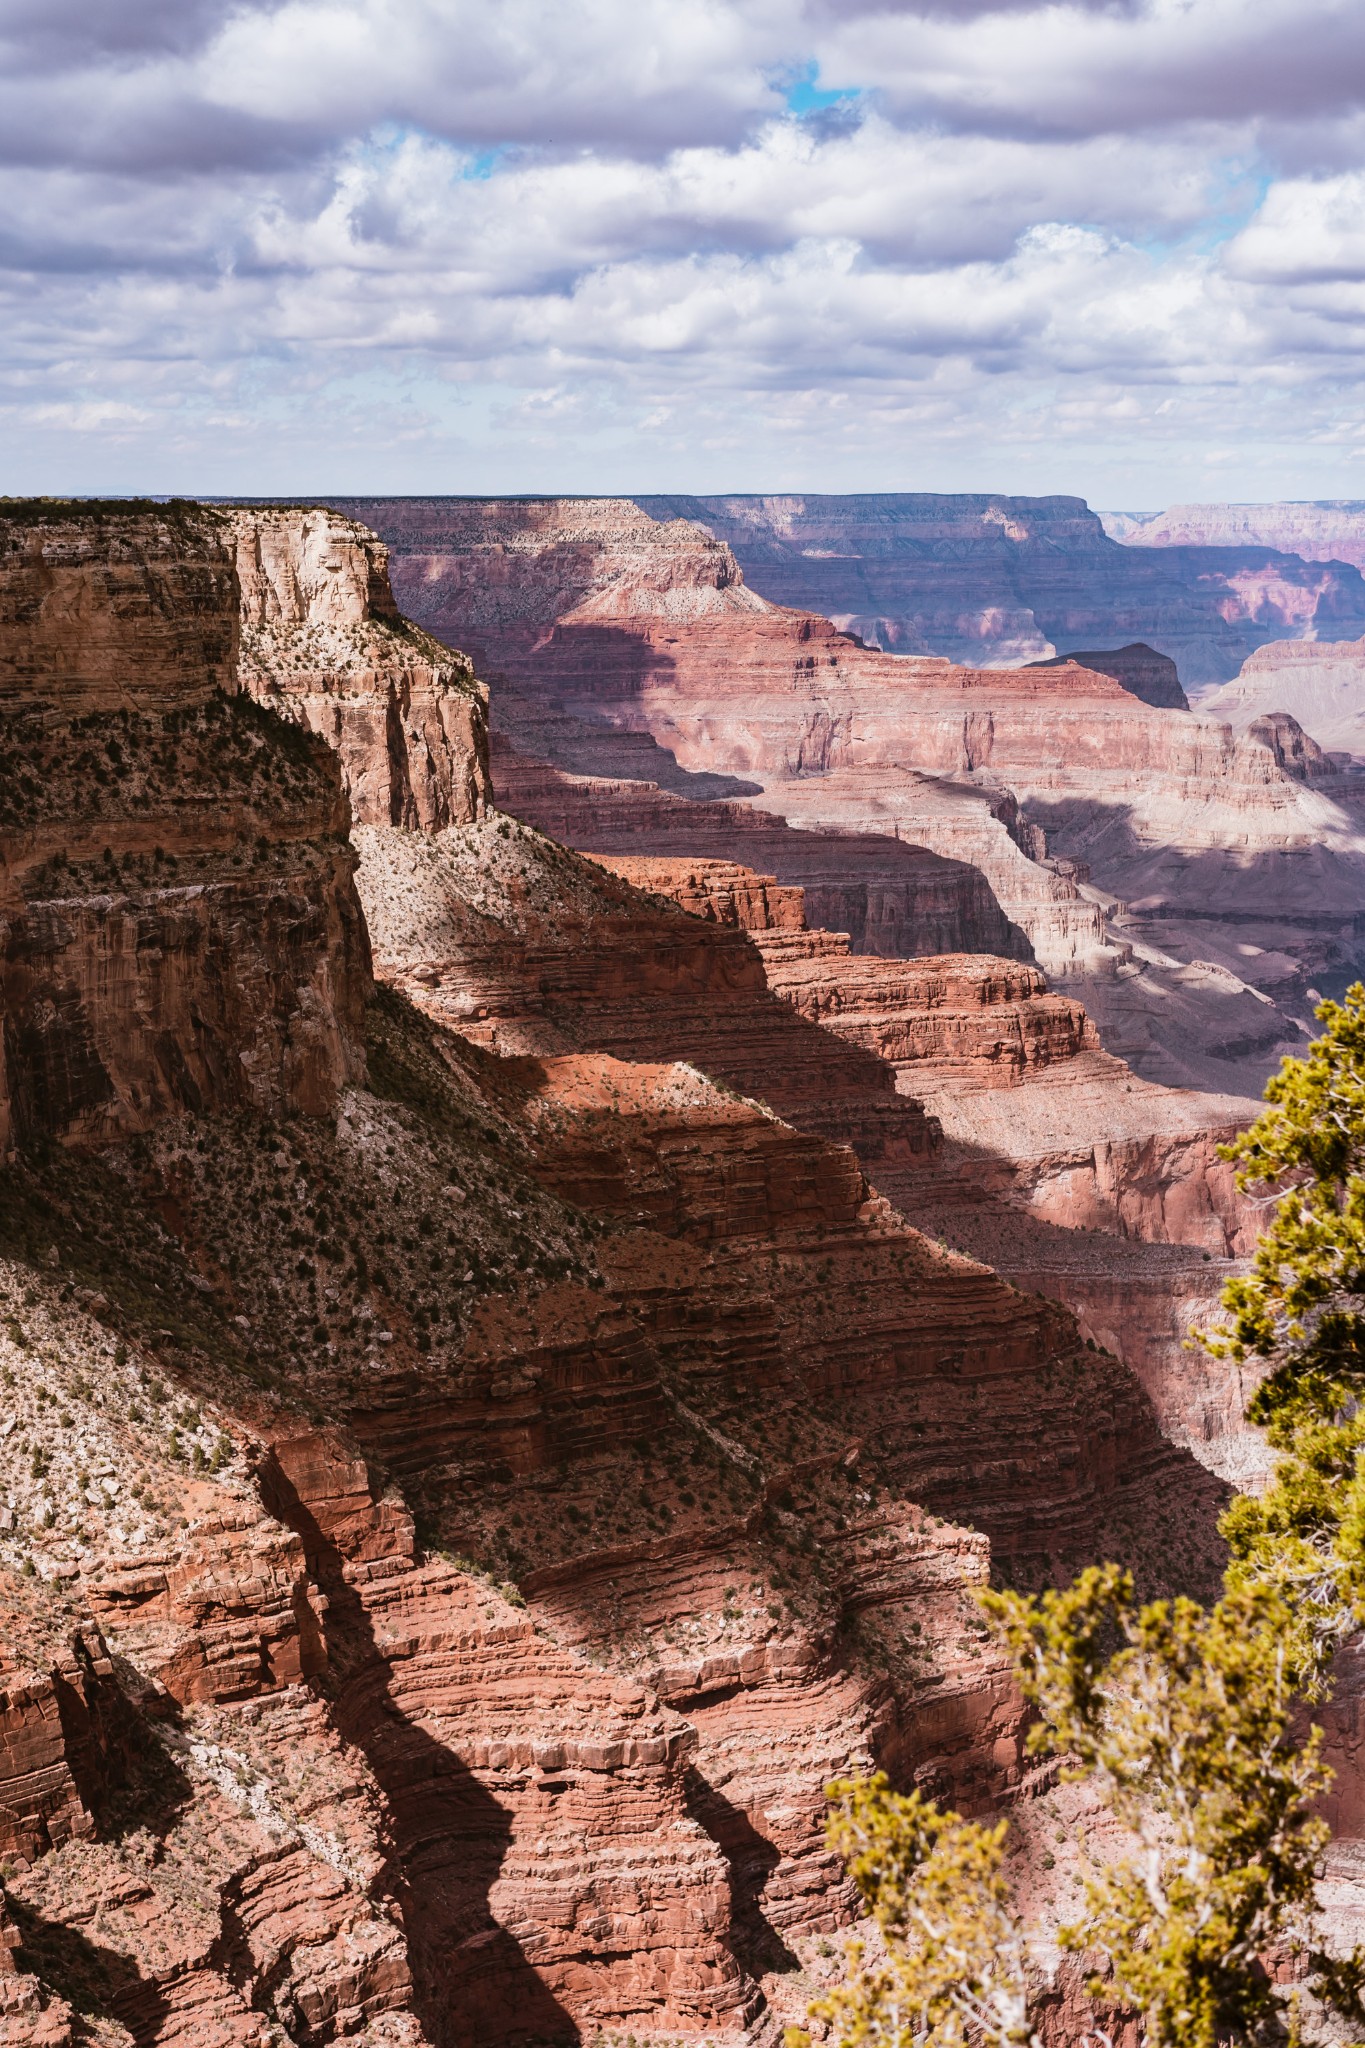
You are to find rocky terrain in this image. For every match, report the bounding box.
[229,507,488,833]
[348,495,1365,1096]
[629,493,1365,686]
[0,500,1257,2047]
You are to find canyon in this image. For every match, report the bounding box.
[0,496,1304,2046]
[629,492,1365,686]
[346,494,1365,1097]
[1196,637,1365,771]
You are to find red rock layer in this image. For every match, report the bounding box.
[572,853,1261,1474]
[0,973,1227,2043]
[0,513,369,1153]
[493,724,1034,962]
[0,502,1237,2045]
[374,494,1365,1092]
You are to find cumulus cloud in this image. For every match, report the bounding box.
[4,0,1365,493]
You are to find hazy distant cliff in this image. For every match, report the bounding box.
[636,492,1365,684]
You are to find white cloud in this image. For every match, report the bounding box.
[4,0,1365,493]
[1227,172,1365,284]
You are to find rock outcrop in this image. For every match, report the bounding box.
[1026,642,1188,710]
[1196,637,1365,762]
[0,503,370,1154]
[230,505,490,831]
[0,500,1244,2044]
[0,499,237,714]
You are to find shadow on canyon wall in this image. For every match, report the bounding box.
[261,1463,580,2048]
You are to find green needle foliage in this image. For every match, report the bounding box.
[987,1570,1331,2048]
[787,1774,1038,2048]
[802,991,1365,2048]
[1208,984,1365,1684]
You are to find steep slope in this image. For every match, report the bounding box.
[571,851,1261,1474]
[0,502,1231,2046]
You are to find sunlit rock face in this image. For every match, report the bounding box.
[229,504,490,832]
[0,496,1244,2047]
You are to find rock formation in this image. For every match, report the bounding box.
[630,493,1365,686]
[0,503,370,1155]
[1196,637,1365,764]
[0,499,1249,2045]
[230,505,488,831]
[1114,501,1365,571]
[1026,642,1188,710]
[350,494,1365,1094]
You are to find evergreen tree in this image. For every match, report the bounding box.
[795,989,1365,2048]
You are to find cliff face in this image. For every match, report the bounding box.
[0,505,369,1154]
[230,506,490,831]
[576,852,1261,1476]
[633,493,1365,686]
[492,729,1033,961]
[1195,637,1365,762]
[1115,502,1365,572]
[0,501,238,715]
[355,495,1365,1093]
[0,501,1242,2045]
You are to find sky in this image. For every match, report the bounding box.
[6,0,1365,501]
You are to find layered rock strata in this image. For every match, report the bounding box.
[229,506,489,831]
[373,494,1365,1092]
[0,501,1238,2044]
[493,729,1031,961]
[1196,637,1365,764]
[632,493,1365,684]
[1114,502,1365,571]
[580,852,1261,1473]
[0,504,369,1153]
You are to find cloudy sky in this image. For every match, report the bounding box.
[5,0,1365,500]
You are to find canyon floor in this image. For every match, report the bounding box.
[0,496,1358,2047]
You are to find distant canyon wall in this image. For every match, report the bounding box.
[1114,501,1365,572]
[633,492,1365,685]
[1196,633,1365,763]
